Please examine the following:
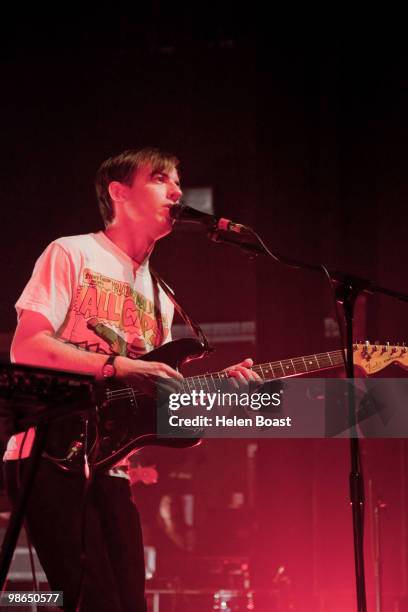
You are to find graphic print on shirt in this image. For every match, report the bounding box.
[60,268,169,356]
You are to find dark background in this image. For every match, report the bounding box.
[1,11,408,611]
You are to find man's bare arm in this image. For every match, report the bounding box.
[12,310,182,395]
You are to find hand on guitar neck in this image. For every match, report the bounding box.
[223,357,262,389]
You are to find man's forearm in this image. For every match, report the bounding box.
[11,311,182,393]
[12,330,109,376]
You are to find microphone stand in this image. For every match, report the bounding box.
[206,225,408,612]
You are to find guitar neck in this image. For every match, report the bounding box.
[252,350,344,381]
[107,340,407,399]
[182,349,345,392]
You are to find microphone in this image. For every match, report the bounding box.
[169,204,249,234]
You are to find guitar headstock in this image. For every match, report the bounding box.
[353,341,408,375]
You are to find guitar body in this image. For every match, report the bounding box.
[42,339,408,473]
[44,338,207,473]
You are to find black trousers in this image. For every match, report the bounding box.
[4,458,146,612]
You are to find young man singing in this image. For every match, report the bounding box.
[4,148,260,611]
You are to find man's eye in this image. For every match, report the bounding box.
[155,174,165,182]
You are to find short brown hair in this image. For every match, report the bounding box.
[95,147,180,226]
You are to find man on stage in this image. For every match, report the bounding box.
[4,147,260,611]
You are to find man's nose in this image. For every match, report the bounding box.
[168,182,182,203]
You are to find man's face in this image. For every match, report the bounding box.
[122,163,182,237]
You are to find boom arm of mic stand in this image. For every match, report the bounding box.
[208,228,265,257]
[209,227,408,303]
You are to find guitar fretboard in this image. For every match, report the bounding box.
[180,350,344,394]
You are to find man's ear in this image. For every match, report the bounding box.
[108,181,129,203]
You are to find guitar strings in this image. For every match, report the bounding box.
[104,350,346,400]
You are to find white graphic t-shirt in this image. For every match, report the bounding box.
[4,231,174,461]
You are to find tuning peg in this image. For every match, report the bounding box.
[361,342,370,359]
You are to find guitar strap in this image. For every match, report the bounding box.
[150,268,213,354]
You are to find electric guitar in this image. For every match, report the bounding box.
[42,338,408,473]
